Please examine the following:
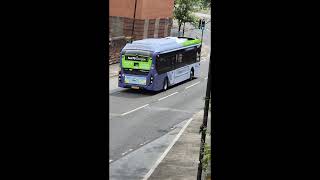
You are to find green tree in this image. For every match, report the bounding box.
[182,13,197,36]
[174,0,199,34]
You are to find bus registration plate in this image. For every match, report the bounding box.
[124,76,146,85]
[131,86,140,89]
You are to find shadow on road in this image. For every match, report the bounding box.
[109,88,159,98]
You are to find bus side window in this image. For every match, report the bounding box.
[161,57,168,73]
[182,50,195,65]
[156,56,165,74]
[192,49,197,63]
[196,48,201,62]
[176,53,183,68]
[157,54,175,74]
[164,55,172,72]
[171,55,175,69]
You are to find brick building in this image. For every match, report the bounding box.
[109,0,174,64]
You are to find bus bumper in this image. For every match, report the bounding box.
[118,81,156,91]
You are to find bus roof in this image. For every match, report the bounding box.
[122,37,201,54]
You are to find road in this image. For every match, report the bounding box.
[109,61,209,179]
[109,12,211,179]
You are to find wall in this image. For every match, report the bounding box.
[109,37,127,64]
[109,0,135,18]
[139,0,174,19]
[109,16,173,64]
[109,16,173,41]
[109,0,174,64]
[109,0,174,19]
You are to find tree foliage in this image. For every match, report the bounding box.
[201,0,211,8]
[202,142,211,172]
[173,0,199,32]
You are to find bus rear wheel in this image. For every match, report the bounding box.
[189,69,194,81]
[163,78,168,91]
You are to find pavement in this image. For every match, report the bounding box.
[109,63,120,78]
[147,110,211,180]
[194,12,211,19]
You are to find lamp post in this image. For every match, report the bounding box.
[197,9,215,179]
[198,18,205,48]
[197,51,212,180]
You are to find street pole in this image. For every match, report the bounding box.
[198,18,205,56]
[197,51,212,180]
[200,25,204,48]
[130,0,138,43]
[183,22,185,36]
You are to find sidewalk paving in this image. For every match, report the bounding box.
[148,110,211,180]
[109,63,120,78]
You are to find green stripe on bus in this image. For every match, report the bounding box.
[181,39,201,47]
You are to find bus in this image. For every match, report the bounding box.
[118,37,201,91]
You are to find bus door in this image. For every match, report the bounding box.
[167,55,175,85]
[157,54,175,85]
